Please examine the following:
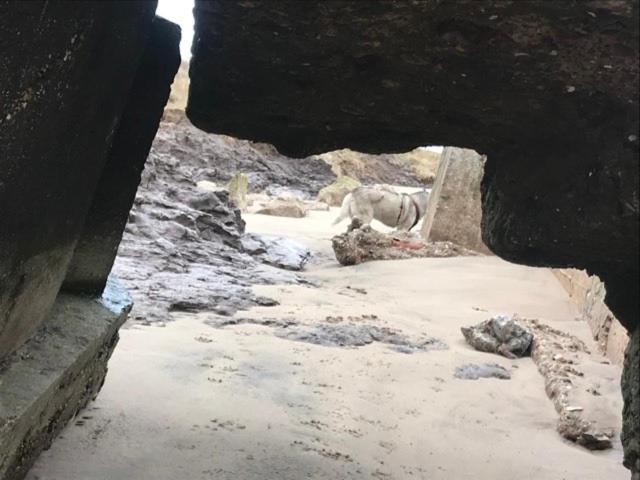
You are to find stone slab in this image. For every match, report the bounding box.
[0,278,131,480]
[421,147,490,254]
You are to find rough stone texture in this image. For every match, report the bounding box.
[241,234,311,271]
[332,225,478,266]
[256,199,308,218]
[150,114,336,196]
[315,148,438,186]
[187,3,638,469]
[63,16,181,295]
[0,1,157,360]
[227,172,249,211]
[622,328,639,473]
[421,147,490,254]
[111,124,313,324]
[317,176,361,207]
[461,315,533,359]
[525,319,618,451]
[553,268,629,365]
[0,278,131,480]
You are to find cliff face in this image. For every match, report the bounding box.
[186,0,638,472]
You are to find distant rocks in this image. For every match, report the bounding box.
[256,198,308,218]
[317,175,361,207]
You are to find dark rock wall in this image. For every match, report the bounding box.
[0,1,157,359]
[186,0,638,472]
[63,16,182,294]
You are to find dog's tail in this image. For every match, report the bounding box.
[332,193,352,225]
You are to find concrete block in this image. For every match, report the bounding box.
[421,147,491,254]
[0,278,131,480]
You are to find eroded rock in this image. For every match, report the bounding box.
[461,315,533,359]
[332,225,477,266]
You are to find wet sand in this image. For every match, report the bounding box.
[27,209,626,480]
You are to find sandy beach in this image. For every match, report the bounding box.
[26,208,626,480]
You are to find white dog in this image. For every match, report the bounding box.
[333,186,429,231]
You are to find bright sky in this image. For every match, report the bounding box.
[156,0,195,59]
[155,0,443,153]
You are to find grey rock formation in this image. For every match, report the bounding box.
[241,234,311,271]
[461,315,534,359]
[111,124,313,323]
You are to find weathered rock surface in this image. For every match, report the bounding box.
[461,315,533,359]
[241,234,311,271]
[0,278,131,480]
[207,313,447,354]
[255,199,308,218]
[421,147,490,254]
[332,225,478,266]
[454,363,512,380]
[0,1,157,360]
[155,114,335,196]
[525,319,618,451]
[316,148,439,186]
[317,176,361,207]
[111,122,312,323]
[63,16,182,295]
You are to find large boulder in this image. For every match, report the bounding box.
[317,176,361,207]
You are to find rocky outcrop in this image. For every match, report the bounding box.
[63,16,182,294]
[187,2,638,470]
[154,113,335,196]
[316,148,439,186]
[0,2,157,360]
[421,147,491,254]
[332,225,477,266]
[111,122,312,323]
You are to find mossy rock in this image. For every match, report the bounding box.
[317,176,361,207]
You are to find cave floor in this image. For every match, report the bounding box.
[27,209,626,480]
